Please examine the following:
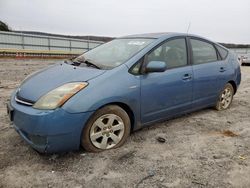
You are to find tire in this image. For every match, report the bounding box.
[81,105,131,152]
[215,83,234,111]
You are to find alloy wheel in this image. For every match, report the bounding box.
[219,86,233,110]
[90,114,125,149]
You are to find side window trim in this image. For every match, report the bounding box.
[186,36,193,66]
[215,44,229,60]
[188,37,219,65]
[213,43,222,60]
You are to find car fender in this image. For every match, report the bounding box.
[62,64,141,128]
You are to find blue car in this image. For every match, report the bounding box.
[7,33,241,153]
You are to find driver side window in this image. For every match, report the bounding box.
[147,38,188,69]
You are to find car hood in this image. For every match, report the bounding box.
[17,62,106,103]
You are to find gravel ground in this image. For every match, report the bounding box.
[0,59,250,188]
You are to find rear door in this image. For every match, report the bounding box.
[189,38,224,108]
[140,37,193,124]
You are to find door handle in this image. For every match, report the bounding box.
[182,74,192,80]
[220,67,226,72]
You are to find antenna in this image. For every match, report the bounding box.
[186,22,191,34]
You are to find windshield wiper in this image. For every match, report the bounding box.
[70,58,100,69]
[84,59,100,69]
[64,59,73,64]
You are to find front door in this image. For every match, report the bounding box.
[140,38,193,124]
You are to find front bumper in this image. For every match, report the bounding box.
[8,94,93,153]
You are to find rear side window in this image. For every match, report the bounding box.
[190,39,218,65]
[216,45,228,59]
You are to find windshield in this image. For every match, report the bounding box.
[74,38,154,69]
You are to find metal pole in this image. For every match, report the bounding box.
[69,40,72,51]
[21,33,24,49]
[87,36,90,51]
[48,37,50,51]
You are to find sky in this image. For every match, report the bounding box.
[0,0,250,44]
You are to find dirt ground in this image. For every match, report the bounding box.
[0,58,250,188]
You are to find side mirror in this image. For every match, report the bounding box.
[145,61,167,73]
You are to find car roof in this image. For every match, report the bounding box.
[120,32,212,41]
[121,32,178,39]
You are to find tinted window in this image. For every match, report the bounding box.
[216,45,228,59]
[191,39,218,64]
[147,38,187,69]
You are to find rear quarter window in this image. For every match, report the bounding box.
[216,45,228,60]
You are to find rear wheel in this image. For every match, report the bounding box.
[215,83,234,111]
[81,105,131,152]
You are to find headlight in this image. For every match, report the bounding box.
[33,82,88,110]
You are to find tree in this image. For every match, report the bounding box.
[0,21,11,31]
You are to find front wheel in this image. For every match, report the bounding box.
[215,83,234,111]
[81,105,131,152]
